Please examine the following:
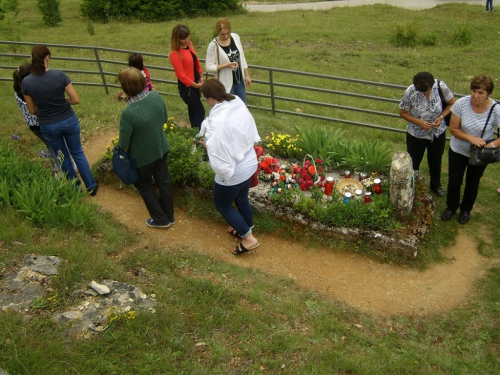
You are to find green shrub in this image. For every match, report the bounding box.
[421,31,438,46]
[341,138,393,173]
[452,24,472,46]
[392,24,417,47]
[80,0,244,23]
[293,125,346,168]
[0,142,97,228]
[37,0,62,27]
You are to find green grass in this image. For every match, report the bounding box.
[1,1,500,374]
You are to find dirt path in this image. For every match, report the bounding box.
[83,129,492,317]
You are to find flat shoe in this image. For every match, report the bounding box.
[432,187,445,197]
[231,242,260,255]
[458,211,471,225]
[441,209,455,222]
[227,227,241,238]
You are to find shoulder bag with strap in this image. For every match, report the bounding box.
[205,38,220,81]
[468,102,500,165]
[437,79,452,127]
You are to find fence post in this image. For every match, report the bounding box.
[93,48,109,95]
[269,69,275,115]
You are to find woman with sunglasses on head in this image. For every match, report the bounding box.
[21,44,97,195]
[205,18,251,104]
[169,24,205,129]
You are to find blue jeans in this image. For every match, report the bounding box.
[230,80,247,105]
[213,177,254,238]
[40,114,97,190]
[486,0,493,11]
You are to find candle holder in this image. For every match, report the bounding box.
[354,189,363,199]
[344,170,351,179]
[343,192,352,204]
[364,191,372,203]
[359,172,368,182]
[324,177,335,196]
[373,178,382,195]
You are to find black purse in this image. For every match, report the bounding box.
[468,103,500,166]
[112,146,140,185]
[437,80,451,127]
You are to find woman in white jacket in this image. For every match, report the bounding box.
[205,18,251,104]
[199,79,260,255]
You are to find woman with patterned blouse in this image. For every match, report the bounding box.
[399,72,456,198]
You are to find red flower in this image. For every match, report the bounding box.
[316,158,323,163]
[308,166,316,175]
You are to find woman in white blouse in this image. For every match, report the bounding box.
[199,79,260,255]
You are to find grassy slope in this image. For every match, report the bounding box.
[1,1,500,374]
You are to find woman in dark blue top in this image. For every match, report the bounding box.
[22,44,97,195]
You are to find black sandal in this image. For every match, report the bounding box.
[227,227,241,238]
[231,242,260,255]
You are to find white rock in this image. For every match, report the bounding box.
[90,281,110,295]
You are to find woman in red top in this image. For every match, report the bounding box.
[169,24,205,129]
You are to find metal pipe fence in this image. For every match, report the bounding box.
[0,40,465,135]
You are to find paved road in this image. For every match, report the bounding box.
[245,0,485,12]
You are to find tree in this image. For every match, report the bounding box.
[37,0,62,27]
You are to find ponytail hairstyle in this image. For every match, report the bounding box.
[13,62,33,101]
[170,24,190,58]
[31,44,51,75]
[200,79,235,102]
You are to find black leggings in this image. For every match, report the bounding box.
[178,83,205,129]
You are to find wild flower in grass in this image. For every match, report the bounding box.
[163,117,176,133]
[38,149,45,157]
[11,134,19,140]
[104,137,119,160]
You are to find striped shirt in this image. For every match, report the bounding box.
[451,96,500,157]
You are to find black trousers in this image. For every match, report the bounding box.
[178,83,205,129]
[446,148,487,213]
[134,152,174,225]
[406,131,446,190]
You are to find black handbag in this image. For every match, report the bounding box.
[468,103,500,166]
[112,146,140,185]
[437,80,451,127]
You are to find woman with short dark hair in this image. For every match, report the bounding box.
[399,71,456,198]
[199,79,260,255]
[441,74,500,224]
[21,44,97,195]
[118,67,174,228]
